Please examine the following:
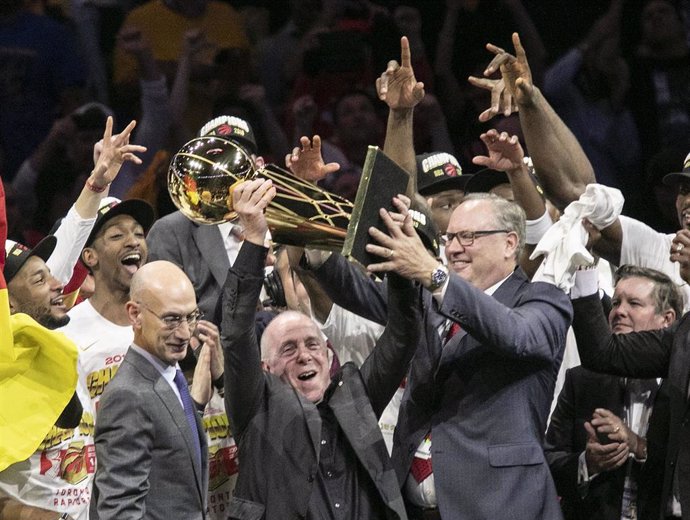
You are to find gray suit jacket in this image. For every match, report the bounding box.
[147,211,230,324]
[222,242,417,520]
[94,347,209,520]
[313,254,573,520]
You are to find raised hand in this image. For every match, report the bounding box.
[285,135,340,182]
[472,129,525,174]
[230,178,276,246]
[468,32,534,121]
[190,342,213,408]
[670,229,690,284]
[376,36,425,111]
[485,33,534,107]
[191,320,223,380]
[90,117,147,190]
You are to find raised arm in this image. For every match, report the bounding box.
[377,36,425,197]
[474,33,596,210]
[221,179,275,438]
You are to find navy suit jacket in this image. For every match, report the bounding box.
[313,254,573,520]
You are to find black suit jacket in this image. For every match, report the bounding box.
[573,293,690,520]
[221,243,419,520]
[545,366,634,520]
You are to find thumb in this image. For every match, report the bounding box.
[323,162,341,174]
[472,156,491,167]
[584,421,598,441]
[516,77,533,96]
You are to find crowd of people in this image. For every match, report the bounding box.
[2,0,690,519]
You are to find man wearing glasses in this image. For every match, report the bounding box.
[313,192,573,519]
[93,260,214,520]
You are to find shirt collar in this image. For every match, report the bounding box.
[130,343,178,385]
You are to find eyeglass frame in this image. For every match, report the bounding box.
[138,302,204,331]
[442,229,511,247]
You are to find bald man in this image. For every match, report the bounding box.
[93,261,214,520]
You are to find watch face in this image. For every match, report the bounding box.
[431,267,448,288]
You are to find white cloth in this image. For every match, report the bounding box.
[620,216,690,310]
[0,365,95,520]
[59,300,133,416]
[531,184,624,292]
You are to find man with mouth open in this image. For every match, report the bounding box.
[58,197,155,414]
[221,179,420,520]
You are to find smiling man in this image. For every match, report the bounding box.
[94,261,212,520]
[221,179,419,520]
[59,198,155,414]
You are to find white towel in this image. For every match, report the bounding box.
[530,184,624,291]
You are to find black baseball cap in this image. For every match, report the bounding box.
[84,198,155,249]
[198,115,258,155]
[4,236,57,283]
[662,152,690,187]
[416,152,471,196]
[410,205,440,256]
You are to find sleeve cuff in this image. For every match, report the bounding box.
[571,268,599,299]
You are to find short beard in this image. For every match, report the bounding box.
[39,314,71,330]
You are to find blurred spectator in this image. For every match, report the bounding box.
[69,0,128,103]
[628,0,690,171]
[0,0,86,179]
[318,89,385,200]
[434,0,545,166]
[11,103,112,239]
[543,0,641,193]
[112,0,250,131]
[254,0,330,111]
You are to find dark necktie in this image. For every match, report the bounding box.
[173,369,202,467]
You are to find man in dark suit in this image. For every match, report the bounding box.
[221,178,420,520]
[309,192,572,519]
[546,265,682,520]
[94,260,215,520]
[571,228,690,520]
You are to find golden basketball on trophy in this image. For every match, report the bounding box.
[168,116,410,262]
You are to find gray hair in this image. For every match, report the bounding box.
[461,192,526,260]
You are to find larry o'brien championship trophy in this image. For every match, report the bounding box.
[168,116,410,266]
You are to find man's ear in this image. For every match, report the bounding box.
[125,301,141,329]
[261,360,270,373]
[662,308,676,328]
[81,247,98,269]
[505,231,519,259]
[8,292,17,314]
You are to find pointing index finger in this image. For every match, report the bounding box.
[400,36,411,68]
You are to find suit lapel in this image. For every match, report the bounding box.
[297,394,323,463]
[127,349,206,499]
[437,270,524,369]
[328,377,398,506]
[192,224,230,288]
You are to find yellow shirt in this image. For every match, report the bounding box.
[113,0,249,84]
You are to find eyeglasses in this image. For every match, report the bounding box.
[442,229,511,247]
[138,303,204,331]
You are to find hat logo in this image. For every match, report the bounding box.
[444,163,458,177]
[217,124,232,136]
